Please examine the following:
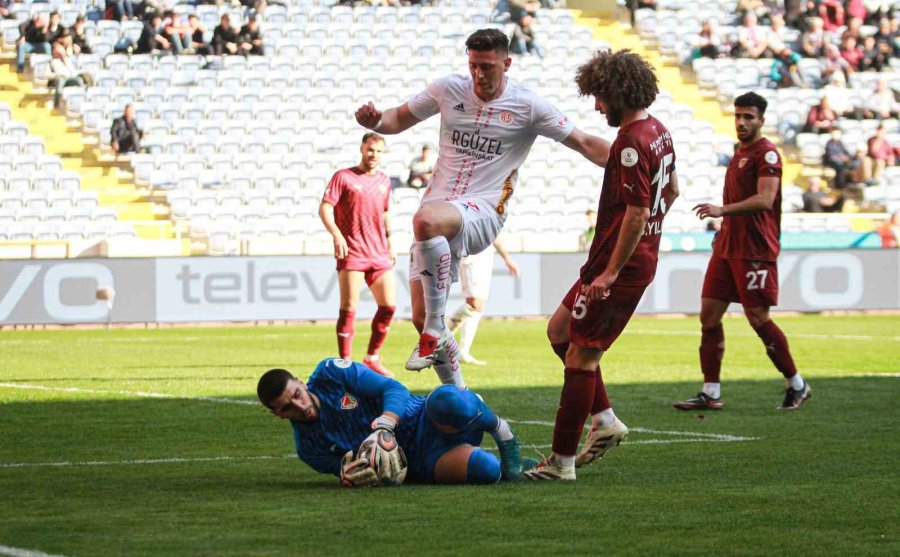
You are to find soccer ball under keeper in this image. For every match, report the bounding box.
[357,430,408,486]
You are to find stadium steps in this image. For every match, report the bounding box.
[574,11,804,187]
[0,61,177,240]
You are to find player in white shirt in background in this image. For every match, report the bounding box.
[449,237,520,365]
[355,29,610,389]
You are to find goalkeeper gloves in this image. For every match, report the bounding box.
[340,451,379,488]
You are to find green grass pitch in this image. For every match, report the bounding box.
[1,314,898,556]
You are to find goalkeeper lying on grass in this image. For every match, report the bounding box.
[256,358,527,486]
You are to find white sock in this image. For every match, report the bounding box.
[787,373,804,390]
[552,453,575,469]
[449,303,475,333]
[365,354,379,361]
[491,418,514,442]
[457,309,482,355]
[433,334,465,388]
[591,408,617,429]
[703,382,721,399]
[415,236,452,336]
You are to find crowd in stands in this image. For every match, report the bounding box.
[680,1,900,205]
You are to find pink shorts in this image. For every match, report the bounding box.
[337,259,392,287]
[562,279,647,351]
[701,255,778,308]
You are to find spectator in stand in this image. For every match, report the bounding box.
[864,79,899,119]
[187,15,213,56]
[802,176,843,212]
[821,43,852,85]
[69,16,92,55]
[765,11,789,54]
[844,16,864,40]
[107,0,135,22]
[784,0,810,29]
[847,0,867,22]
[49,30,86,108]
[163,11,191,55]
[839,34,864,71]
[735,12,769,58]
[407,144,434,189]
[864,124,895,183]
[16,14,50,73]
[860,35,887,71]
[625,0,657,27]
[864,1,891,25]
[803,97,838,134]
[136,13,171,55]
[695,18,725,58]
[874,17,898,57]
[110,104,144,156]
[239,15,264,55]
[800,16,825,57]
[46,12,64,44]
[510,13,544,58]
[0,0,12,19]
[770,47,805,88]
[823,130,862,189]
[212,14,240,56]
[818,0,846,31]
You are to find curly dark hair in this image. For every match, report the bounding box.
[575,49,659,111]
[465,28,509,54]
[734,91,768,116]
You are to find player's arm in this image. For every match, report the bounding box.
[561,128,612,168]
[585,204,650,302]
[664,169,680,210]
[318,201,348,259]
[694,176,778,218]
[355,101,421,135]
[492,237,520,278]
[383,211,396,265]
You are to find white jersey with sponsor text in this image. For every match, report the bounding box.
[407,74,575,211]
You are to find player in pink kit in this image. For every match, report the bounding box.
[674,92,811,412]
[526,50,679,481]
[319,132,397,377]
[355,29,610,388]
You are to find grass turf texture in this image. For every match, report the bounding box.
[1,314,898,556]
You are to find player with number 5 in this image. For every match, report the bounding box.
[527,50,679,481]
[675,91,811,412]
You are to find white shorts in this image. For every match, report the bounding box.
[408,197,504,284]
[460,247,495,300]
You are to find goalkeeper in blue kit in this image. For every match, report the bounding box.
[256,358,526,486]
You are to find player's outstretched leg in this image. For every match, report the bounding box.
[426,385,524,480]
[407,236,453,371]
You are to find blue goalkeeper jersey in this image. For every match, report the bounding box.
[291,358,426,477]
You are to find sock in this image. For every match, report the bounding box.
[433,333,465,388]
[336,309,355,359]
[551,342,569,364]
[703,382,721,399]
[788,373,805,390]
[589,366,611,416]
[700,324,724,383]
[753,320,799,379]
[491,417,514,443]
[551,453,575,469]
[457,308,482,356]
[415,236,452,336]
[449,303,475,333]
[551,367,595,457]
[466,448,501,484]
[366,305,395,356]
[591,408,617,430]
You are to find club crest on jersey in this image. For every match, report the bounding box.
[464,201,480,212]
[738,158,749,168]
[764,150,778,164]
[499,111,514,124]
[621,147,639,167]
[453,102,465,112]
[340,393,359,410]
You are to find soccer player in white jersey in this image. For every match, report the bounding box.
[449,237,520,365]
[355,29,610,388]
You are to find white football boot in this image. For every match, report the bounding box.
[575,418,628,468]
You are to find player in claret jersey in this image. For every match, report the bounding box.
[674,91,811,412]
[319,133,397,377]
[526,50,679,481]
[355,28,610,389]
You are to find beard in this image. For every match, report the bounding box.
[605,105,625,127]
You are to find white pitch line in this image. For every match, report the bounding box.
[0,545,68,557]
[0,383,256,406]
[507,420,756,441]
